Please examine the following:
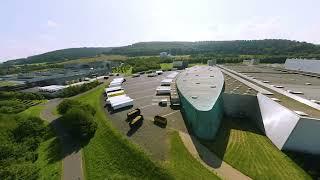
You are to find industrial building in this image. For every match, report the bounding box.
[0,61,118,89]
[176,66,224,139]
[243,59,260,65]
[285,58,320,74]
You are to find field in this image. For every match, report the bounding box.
[61,54,127,64]
[74,84,220,179]
[0,81,17,87]
[160,63,173,70]
[201,117,311,180]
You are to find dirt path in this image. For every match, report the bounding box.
[41,98,84,180]
[179,131,251,180]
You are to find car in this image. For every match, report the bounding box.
[154,115,167,127]
[127,108,141,120]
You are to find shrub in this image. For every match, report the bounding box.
[61,108,97,140]
[13,117,46,143]
[59,81,101,98]
[57,99,96,115]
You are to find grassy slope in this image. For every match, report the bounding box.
[202,118,311,180]
[165,131,220,180]
[18,103,62,180]
[75,84,220,179]
[160,63,173,70]
[61,54,127,64]
[0,81,17,87]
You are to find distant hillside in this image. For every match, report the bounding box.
[107,39,320,56]
[3,47,113,65]
[3,39,320,65]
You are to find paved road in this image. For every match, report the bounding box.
[179,131,251,180]
[41,98,84,180]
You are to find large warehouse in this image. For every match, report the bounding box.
[176,66,224,139]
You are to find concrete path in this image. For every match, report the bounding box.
[179,131,251,180]
[41,98,84,180]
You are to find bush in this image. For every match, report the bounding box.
[59,81,101,98]
[57,99,96,115]
[61,108,97,140]
[13,116,46,143]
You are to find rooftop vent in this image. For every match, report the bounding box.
[191,96,198,99]
[210,86,216,88]
[196,82,200,84]
[210,75,214,77]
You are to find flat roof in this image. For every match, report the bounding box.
[176,65,224,111]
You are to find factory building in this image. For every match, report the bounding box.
[207,60,216,66]
[176,66,224,139]
[243,59,260,65]
[285,58,320,74]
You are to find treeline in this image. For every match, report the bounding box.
[0,114,51,179]
[59,81,101,98]
[0,63,64,75]
[125,57,172,73]
[106,40,320,57]
[3,47,113,65]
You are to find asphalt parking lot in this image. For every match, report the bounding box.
[104,72,188,160]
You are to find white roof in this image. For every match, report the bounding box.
[156,86,171,91]
[109,82,122,87]
[110,96,133,106]
[107,90,125,97]
[38,85,66,91]
[105,86,123,93]
[167,72,179,78]
[107,95,129,104]
[161,79,173,83]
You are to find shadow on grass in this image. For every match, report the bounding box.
[180,106,264,169]
[46,117,94,164]
[284,151,320,179]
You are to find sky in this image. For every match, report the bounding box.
[1,0,320,62]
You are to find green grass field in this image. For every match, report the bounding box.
[61,54,127,64]
[202,117,311,180]
[0,81,17,87]
[164,131,220,179]
[74,84,221,179]
[160,63,173,70]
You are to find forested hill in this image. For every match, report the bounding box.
[3,39,320,65]
[107,40,320,56]
[3,47,112,65]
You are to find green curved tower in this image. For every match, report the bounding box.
[176,66,224,140]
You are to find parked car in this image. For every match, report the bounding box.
[147,73,157,77]
[132,74,140,77]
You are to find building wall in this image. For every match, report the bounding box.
[283,117,320,154]
[257,93,300,149]
[178,89,224,140]
[222,93,264,132]
[285,59,320,74]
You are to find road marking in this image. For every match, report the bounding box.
[162,110,180,117]
[133,94,154,101]
[127,88,156,96]
[140,104,157,109]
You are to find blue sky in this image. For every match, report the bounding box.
[1,0,320,62]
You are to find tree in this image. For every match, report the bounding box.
[60,108,97,140]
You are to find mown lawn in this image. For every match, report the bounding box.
[75,84,221,179]
[164,131,220,179]
[202,117,311,180]
[160,63,173,70]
